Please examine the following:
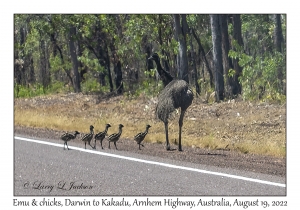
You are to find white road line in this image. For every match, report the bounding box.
[15,136,286,188]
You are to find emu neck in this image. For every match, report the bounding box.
[153,59,173,87]
[118,127,123,135]
[154,59,164,74]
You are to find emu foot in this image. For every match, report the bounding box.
[166,145,171,151]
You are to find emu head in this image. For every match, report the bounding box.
[148,53,160,62]
[75,131,80,135]
[106,123,111,128]
[90,125,94,130]
[146,124,151,129]
[119,124,124,128]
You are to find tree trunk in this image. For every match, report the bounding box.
[173,14,189,83]
[210,14,224,102]
[104,45,114,92]
[274,14,284,93]
[231,14,243,95]
[68,26,81,93]
[220,14,234,98]
[39,40,50,88]
[77,34,87,82]
[191,28,214,88]
[110,40,124,94]
[158,15,171,73]
[274,14,283,53]
[14,30,22,85]
[114,61,123,94]
[189,28,200,95]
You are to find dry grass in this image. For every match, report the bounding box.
[14,93,286,157]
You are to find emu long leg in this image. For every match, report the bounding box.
[89,143,94,149]
[114,142,118,150]
[108,142,111,149]
[164,122,170,150]
[66,142,69,150]
[178,109,186,151]
[100,140,104,149]
[94,140,97,149]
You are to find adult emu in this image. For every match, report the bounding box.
[148,53,194,151]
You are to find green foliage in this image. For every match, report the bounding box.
[78,50,105,73]
[14,81,67,98]
[226,14,286,103]
[124,76,163,99]
[81,76,110,93]
[229,49,286,102]
[228,69,236,78]
[14,14,286,103]
[144,69,156,78]
[49,55,72,73]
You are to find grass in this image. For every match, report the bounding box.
[14,93,286,157]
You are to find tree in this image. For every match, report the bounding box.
[210,14,224,101]
[220,14,234,98]
[68,26,81,93]
[173,14,189,83]
[80,15,114,92]
[114,61,123,94]
[14,14,286,101]
[191,27,214,88]
[189,27,200,94]
[231,14,243,95]
[274,14,284,53]
[273,14,285,93]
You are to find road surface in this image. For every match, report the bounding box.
[14,136,286,196]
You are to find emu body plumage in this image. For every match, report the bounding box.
[61,131,80,150]
[94,124,111,149]
[107,124,124,150]
[149,53,194,151]
[134,124,151,150]
[81,125,95,149]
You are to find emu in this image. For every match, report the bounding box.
[61,131,80,150]
[81,125,95,149]
[94,123,111,149]
[148,53,194,151]
[134,124,151,150]
[107,124,124,150]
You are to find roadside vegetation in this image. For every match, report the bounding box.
[14,92,286,157]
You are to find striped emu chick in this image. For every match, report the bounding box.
[81,125,95,149]
[61,131,80,150]
[94,124,111,149]
[107,124,124,150]
[134,124,151,150]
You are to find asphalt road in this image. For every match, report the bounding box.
[14,136,286,196]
